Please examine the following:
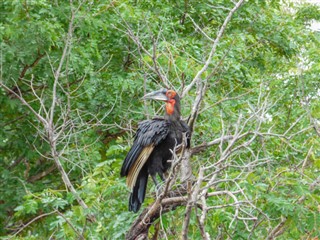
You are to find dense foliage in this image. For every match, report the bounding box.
[1,0,319,239]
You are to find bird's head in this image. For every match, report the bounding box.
[143,89,181,119]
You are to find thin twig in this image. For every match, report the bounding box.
[182,0,245,97]
[10,210,58,237]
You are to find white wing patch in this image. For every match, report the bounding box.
[126,145,154,191]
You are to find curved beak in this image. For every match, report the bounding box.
[143,89,168,101]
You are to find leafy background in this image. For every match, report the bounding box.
[0,0,319,239]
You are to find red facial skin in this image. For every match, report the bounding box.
[165,90,176,115]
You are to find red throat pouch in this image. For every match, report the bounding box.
[166,99,176,115]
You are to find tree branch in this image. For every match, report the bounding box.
[181,0,245,97]
[10,210,58,237]
[19,52,45,80]
[27,164,57,183]
[125,189,188,240]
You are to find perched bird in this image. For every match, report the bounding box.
[120,89,190,212]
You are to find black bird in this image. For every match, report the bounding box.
[120,89,190,212]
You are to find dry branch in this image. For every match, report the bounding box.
[19,52,46,80]
[120,0,248,238]
[181,0,245,97]
[27,164,57,183]
[266,217,287,240]
[0,0,94,223]
[9,210,58,237]
[125,189,188,240]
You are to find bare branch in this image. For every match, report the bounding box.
[49,1,76,128]
[57,210,85,240]
[9,210,58,237]
[266,217,287,240]
[1,0,95,223]
[125,188,188,240]
[0,83,48,126]
[191,135,234,155]
[182,0,245,97]
[182,167,204,239]
[27,164,57,183]
[187,14,214,42]
[19,52,45,80]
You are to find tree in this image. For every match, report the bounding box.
[0,0,319,239]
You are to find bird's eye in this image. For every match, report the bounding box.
[166,90,176,99]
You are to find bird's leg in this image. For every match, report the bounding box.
[151,174,161,190]
[151,174,165,197]
[158,172,166,182]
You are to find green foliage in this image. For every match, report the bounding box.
[1,0,320,239]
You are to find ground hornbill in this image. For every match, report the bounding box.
[120,89,190,212]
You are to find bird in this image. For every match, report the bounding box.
[120,89,190,212]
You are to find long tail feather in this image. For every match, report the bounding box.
[129,165,148,213]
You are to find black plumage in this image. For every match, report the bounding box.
[120,89,190,212]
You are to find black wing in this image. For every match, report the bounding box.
[120,119,170,189]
